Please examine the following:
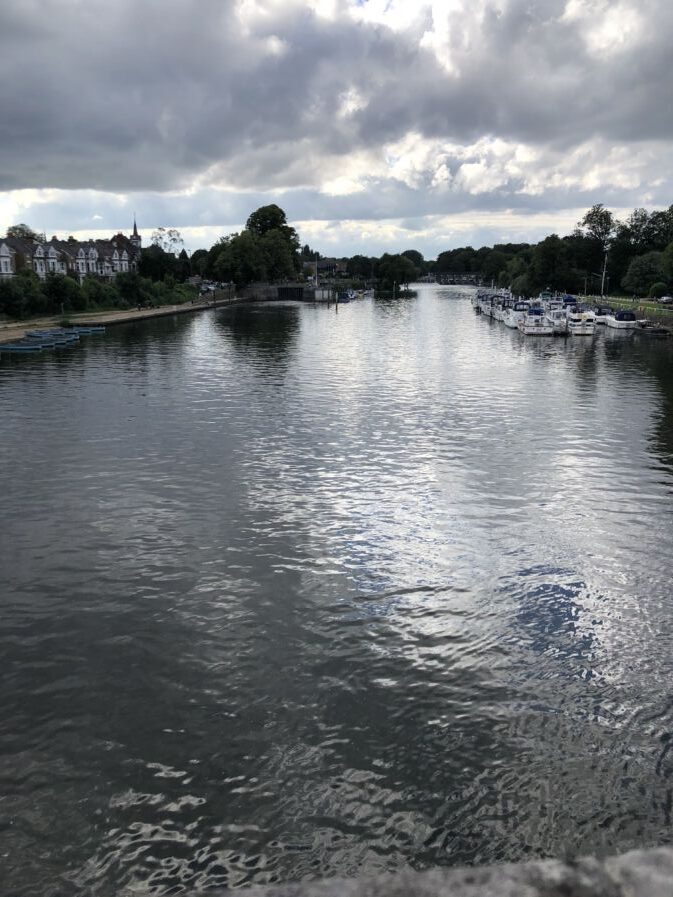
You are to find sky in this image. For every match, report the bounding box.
[1,0,672,258]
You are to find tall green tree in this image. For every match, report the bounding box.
[260,229,296,281]
[660,240,673,284]
[377,253,416,288]
[621,252,664,296]
[139,244,178,281]
[401,249,424,275]
[6,223,42,241]
[246,204,288,237]
[579,204,616,249]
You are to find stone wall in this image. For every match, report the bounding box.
[213,846,673,897]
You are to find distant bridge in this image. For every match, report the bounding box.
[435,273,484,285]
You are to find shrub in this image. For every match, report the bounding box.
[649,282,669,298]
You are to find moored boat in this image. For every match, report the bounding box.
[503,301,530,329]
[635,320,669,338]
[0,341,46,352]
[518,307,554,335]
[605,309,637,329]
[546,307,569,335]
[567,312,595,336]
[592,306,614,325]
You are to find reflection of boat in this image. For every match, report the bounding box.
[517,307,554,335]
[605,310,637,329]
[567,312,595,336]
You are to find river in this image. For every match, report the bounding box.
[2,285,673,895]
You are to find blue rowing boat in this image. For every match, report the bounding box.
[0,342,46,352]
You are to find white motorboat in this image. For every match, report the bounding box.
[518,307,554,335]
[605,310,637,329]
[593,305,614,325]
[503,301,530,329]
[567,312,595,335]
[546,307,569,335]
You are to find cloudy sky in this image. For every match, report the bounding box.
[1,0,671,257]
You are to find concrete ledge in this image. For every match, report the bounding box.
[214,846,673,897]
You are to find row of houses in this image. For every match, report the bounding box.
[0,221,142,282]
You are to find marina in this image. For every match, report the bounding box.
[472,289,668,340]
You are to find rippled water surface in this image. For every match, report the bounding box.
[2,286,673,895]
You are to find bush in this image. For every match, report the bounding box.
[0,279,29,318]
[43,273,85,313]
[649,281,669,298]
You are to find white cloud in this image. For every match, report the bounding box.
[0,0,672,255]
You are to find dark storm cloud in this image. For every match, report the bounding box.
[1,0,672,194]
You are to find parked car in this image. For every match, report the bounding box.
[658,295,673,304]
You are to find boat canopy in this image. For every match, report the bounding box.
[615,311,636,321]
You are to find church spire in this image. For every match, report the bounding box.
[130,215,141,249]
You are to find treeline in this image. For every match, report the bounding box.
[332,206,673,297]
[5,201,673,321]
[431,205,673,297]
[189,202,673,298]
[0,271,195,320]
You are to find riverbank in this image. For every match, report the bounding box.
[584,294,673,328]
[0,291,241,345]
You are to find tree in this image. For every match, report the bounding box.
[649,282,668,298]
[401,249,424,274]
[246,204,289,237]
[579,204,616,249]
[212,232,267,286]
[377,253,416,289]
[6,223,42,242]
[347,255,374,278]
[511,273,533,297]
[190,249,208,276]
[151,227,184,255]
[260,229,296,281]
[621,252,664,296]
[300,243,321,260]
[43,273,86,313]
[244,204,300,278]
[579,205,616,294]
[482,249,508,281]
[139,244,178,281]
[660,240,673,283]
[530,235,578,292]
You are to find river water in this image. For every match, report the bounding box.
[2,285,673,895]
